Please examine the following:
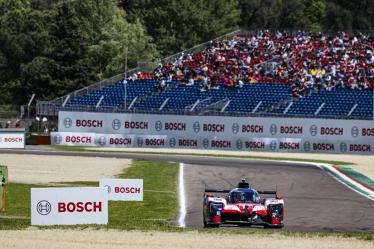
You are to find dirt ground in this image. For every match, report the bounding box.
[0,154,131,184]
[0,229,373,249]
[90,148,374,180]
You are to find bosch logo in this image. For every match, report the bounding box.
[340,142,348,153]
[236,139,243,150]
[193,122,200,133]
[104,185,111,194]
[112,119,121,130]
[63,118,73,128]
[58,202,102,213]
[269,141,277,151]
[310,125,318,136]
[37,200,52,215]
[53,135,62,145]
[137,138,143,147]
[232,123,239,134]
[351,126,359,138]
[270,124,277,135]
[169,138,176,147]
[304,141,311,152]
[97,136,106,146]
[155,121,162,131]
[203,138,209,149]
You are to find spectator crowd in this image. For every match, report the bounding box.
[132,30,373,98]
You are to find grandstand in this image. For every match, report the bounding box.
[37,30,374,120]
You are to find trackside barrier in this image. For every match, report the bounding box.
[50,132,374,155]
[54,111,374,155]
[0,128,25,149]
[0,165,8,211]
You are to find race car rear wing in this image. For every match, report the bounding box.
[204,189,230,193]
[205,189,277,195]
[205,180,278,196]
[258,191,277,195]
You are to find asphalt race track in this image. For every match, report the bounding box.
[184,161,374,232]
[1,148,374,232]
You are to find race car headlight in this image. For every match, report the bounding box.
[268,204,283,214]
[210,203,223,211]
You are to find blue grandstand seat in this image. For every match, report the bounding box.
[271,88,373,119]
[133,82,292,113]
[66,79,373,119]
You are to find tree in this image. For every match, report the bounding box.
[0,0,53,103]
[278,0,309,30]
[305,0,325,32]
[240,0,326,31]
[240,0,282,29]
[86,2,158,78]
[0,0,158,105]
[122,0,241,56]
[325,0,373,32]
[324,2,352,32]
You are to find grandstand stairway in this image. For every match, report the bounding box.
[66,79,179,110]
[133,81,293,114]
[261,87,321,115]
[271,88,373,119]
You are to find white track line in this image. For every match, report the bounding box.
[178,162,186,228]
[316,163,374,201]
[268,159,374,202]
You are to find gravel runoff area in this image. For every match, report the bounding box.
[0,229,373,249]
[88,148,374,180]
[0,154,131,184]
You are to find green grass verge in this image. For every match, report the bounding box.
[108,160,179,230]
[0,160,179,231]
[48,145,353,166]
[0,183,45,229]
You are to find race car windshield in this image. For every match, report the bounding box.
[230,191,259,203]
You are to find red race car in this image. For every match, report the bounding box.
[203,179,284,228]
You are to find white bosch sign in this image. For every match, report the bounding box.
[100,179,143,201]
[51,132,374,155]
[51,132,97,146]
[55,111,374,154]
[31,187,108,226]
[58,111,374,141]
[0,130,25,149]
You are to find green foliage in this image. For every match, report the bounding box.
[0,0,158,105]
[305,0,325,32]
[239,0,325,30]
[325,0,373,32]
[239,0,372,32]
[122,0,241,56]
